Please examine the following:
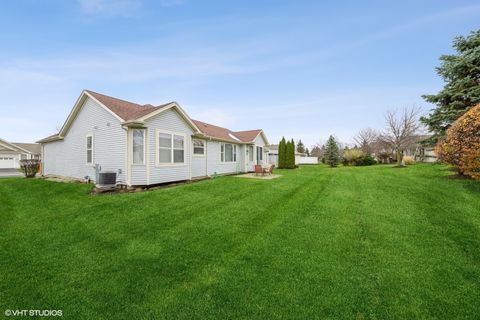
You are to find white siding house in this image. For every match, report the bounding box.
[0,138,41,169]
[38,90,270,186]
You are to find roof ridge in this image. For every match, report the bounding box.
[85,89,143,107]
[192,119,235,132]
[234,129,262,133]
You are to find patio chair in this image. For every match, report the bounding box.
[263,164,274,175]
[254,165,264,176]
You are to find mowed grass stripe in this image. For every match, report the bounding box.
[0,164,479,319]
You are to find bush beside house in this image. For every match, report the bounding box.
[19,159,40,178]
[436,104,480,179]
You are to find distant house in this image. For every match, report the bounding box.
[267,144,318,165]
[0,138,41,169]
[405,135,438,163]
[374,135,438,163]
[38,90,270,186]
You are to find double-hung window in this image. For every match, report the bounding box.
[132,129,145,164]
[157,131,185,165]
[220,143,237,163]
[193,139,205,155]
[248,145,254,161]
[86,134,93,165]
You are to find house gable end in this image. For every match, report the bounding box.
[55,91,124,140]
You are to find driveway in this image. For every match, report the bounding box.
[0,168,22,178]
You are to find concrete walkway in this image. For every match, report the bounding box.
[0,169,22,178]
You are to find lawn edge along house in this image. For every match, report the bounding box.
[38,90,269,186]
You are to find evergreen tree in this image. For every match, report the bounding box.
[289,139,296,168]
[305,148,310,156]
[421,30,480,142]
[296,139,305,153]
[325,135,340,167]
[278,137,287,168]
[284,140,289,168]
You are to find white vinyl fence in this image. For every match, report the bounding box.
[295,156,318,165]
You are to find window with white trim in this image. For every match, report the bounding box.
[221,143,237,163]
[173,135,184,163]
[193,139,205,155]
[86,134,93,164]
[157,131,185,165]
[256,146,263,164]
[132,129,145,164]
[248,145,254,161]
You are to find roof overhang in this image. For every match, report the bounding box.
[246,130,269,145]
[37,90,126,144]
[59,90,124,137]
[193,133,244,144]
[0,139,33,153]
[121,120,146,128]
[37,135,64,144]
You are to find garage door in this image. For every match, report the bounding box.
[0,155,15,168]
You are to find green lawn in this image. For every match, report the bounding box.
[1,164,479,319]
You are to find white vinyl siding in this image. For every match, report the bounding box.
[42,97,127,183]
[254,133,267,166]
[135,108,193,185]
[206,141,244,176]
[192,139,207,177]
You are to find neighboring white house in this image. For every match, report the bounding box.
[0,138,41,169]
[267,144,318,166]
[38,90,270,186]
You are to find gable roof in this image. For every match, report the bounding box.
[85,90,170,121]
[38,90,267,145]
[234,129,263,143]
[12,143,41,154]
[192,120,243,143]
[192,120,268,144]
[0,138,37,154]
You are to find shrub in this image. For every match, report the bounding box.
[343,149,363,166]
[376,151,392,164]
[436,103,480,179]
[402,156,415,165]
[360,154,377,166]
[19,159,40,178]
[278,137,287,169]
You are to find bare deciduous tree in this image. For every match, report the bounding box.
[382,107,421,166]
[354,128,379,154]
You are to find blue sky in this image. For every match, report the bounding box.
[0,0,479,148]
